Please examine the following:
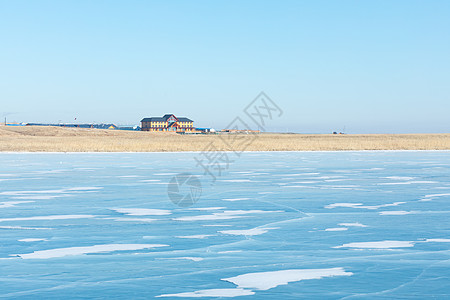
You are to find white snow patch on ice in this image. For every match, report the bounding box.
[274,173,319,177]
[104,217,157,223]
[18,238,48,242]
[153,173,177,176]
[174,210,280,222]
[379,211,413,215]
[424,238,450,243]
[189,207,226,211]
[0,178,22,182]
[0,215,96,222]
[113,208,171,216]
[223,198,250,202]
[221,180,252,182]
[377,182,413,185]
[176,235,214,239]
[156,288,254,298]
[0,226,52,230]
[424,193,450,198]
[325,227,348,232]
[166,257,204,262]
[325,202,405,210]
[12,195,64,200]
[0,189,67,196]
[324,179,351,182]
[66,187,103,191]
[14,244,168,259]
[334,240,415,249]
[175,214,243,221]
[385,176,415,180]
[220,227,278,236]
[0,201,34,208]
[338,223,368,227]
[325,203,363,209]
[222,267,353,290]
[0,187,101,198]
[378,181,436,185]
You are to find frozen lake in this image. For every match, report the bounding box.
[1,152,450,299]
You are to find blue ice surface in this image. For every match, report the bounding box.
[0,151,449,299]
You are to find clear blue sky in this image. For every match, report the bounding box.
[1,0,449,133]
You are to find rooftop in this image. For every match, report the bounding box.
[141,114,193,123]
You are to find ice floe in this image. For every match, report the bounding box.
[157,288,254,298]
[112,208,171,216]
[13,244,168,259]
[222,267,353,290]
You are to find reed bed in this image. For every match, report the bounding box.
[0,126,449,152]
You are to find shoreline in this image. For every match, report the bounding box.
[1,126,449,152]
[1,150,450,154]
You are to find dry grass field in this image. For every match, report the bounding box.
[0,126,449,152]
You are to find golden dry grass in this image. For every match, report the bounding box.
[0,126,449,152]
